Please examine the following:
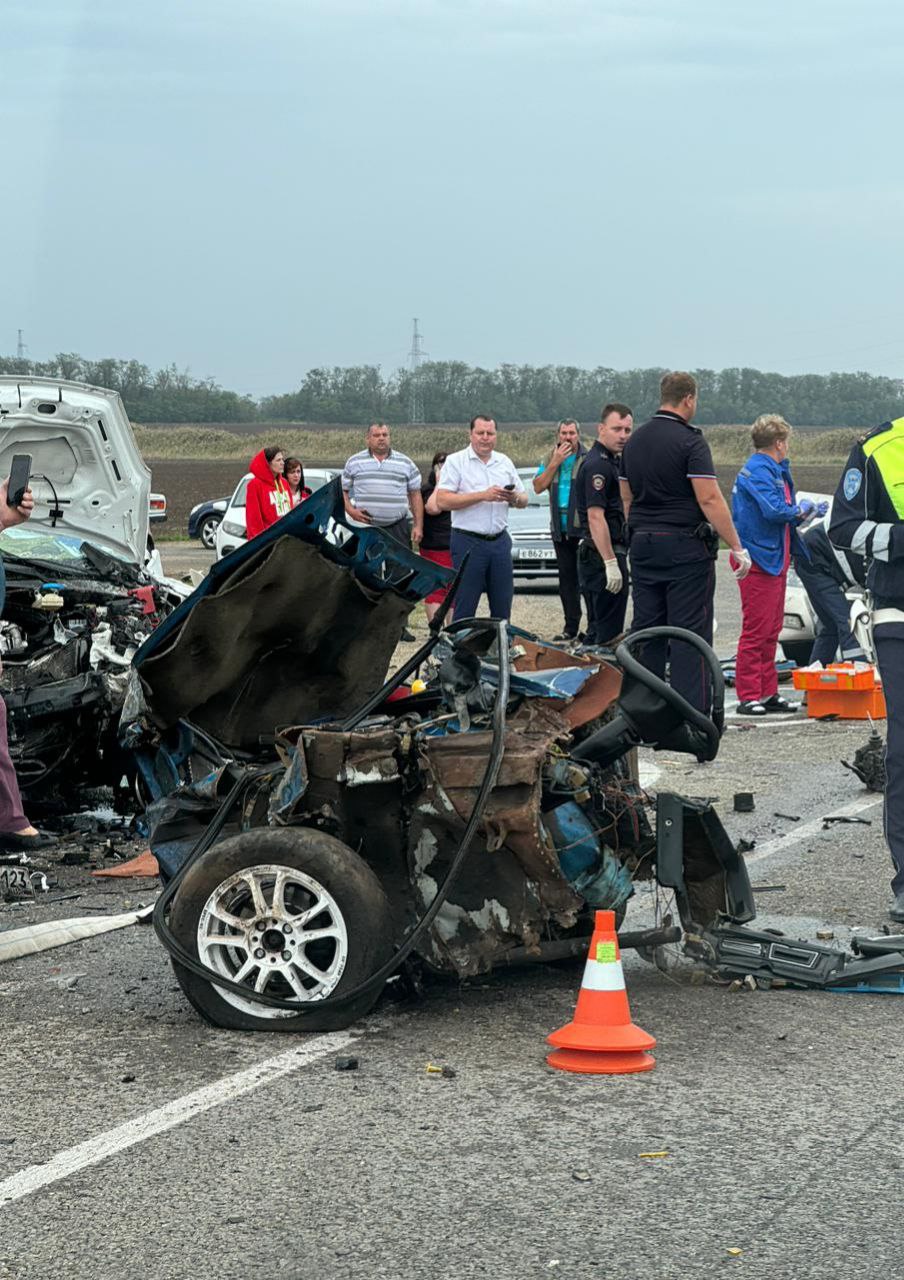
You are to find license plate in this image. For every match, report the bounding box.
[0,865,34,899]
[515,548,553,561]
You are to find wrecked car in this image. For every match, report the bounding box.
[124,478,757,1032]
[0,377,188,806]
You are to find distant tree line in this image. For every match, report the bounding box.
[260,363,904,427]
[1,352,901,427]
[0,353,257,423]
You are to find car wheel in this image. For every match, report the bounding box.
[199,514,220,549]
[169,827,394,1032]
[781,639,814,666]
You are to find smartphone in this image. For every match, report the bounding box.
[7,454,31,508]
[504,483,516,490]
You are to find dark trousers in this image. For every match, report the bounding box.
[553,536,585,637]
[874,625,904,897]
[628,529,715,712]
[450,529,514,621]
[376,516,412,548]
[577,540,629,645]
[793,557,865,664]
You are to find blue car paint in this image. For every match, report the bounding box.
[187,499,227,539]
[134,478,451,670]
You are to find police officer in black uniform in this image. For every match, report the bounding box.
[576,403,633,646]
[620,371,751,711]
[829,414,904,920]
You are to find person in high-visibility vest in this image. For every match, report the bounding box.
[829,416,904,921]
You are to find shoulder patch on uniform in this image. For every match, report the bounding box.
[843,468,863,500]
[592,474,604,491]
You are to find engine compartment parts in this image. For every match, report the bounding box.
[0,565,182,804]
[842,726,887,792]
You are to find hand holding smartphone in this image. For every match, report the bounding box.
[7,454,32,508]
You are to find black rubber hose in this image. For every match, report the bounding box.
[152,618,511,1014]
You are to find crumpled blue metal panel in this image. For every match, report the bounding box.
[133,478,452,671]
[269,744,309,823]
[508,665,599,699]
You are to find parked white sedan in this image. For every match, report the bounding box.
[215,468,340,559]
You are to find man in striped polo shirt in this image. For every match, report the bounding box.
[342,422,424,548]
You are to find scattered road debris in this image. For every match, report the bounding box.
[822,815,873,828]
[44,971,86,991]
[571,1171,592,1182]
[816,929,835,941]
[751,884,786,894]
[842,724,887,792]
[334,1057,359,1072]
[639,1151,669,1159]
[733,792,755,813]
[425,1063,456,1078]
[737,838,756,853]
[773,812,801,822]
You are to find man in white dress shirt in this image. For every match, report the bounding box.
[434,415,528,620]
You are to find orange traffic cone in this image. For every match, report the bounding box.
[546,909,656,1074]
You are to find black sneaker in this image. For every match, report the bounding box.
[552,633,576,643]
[736,701,767,716]
[762,695,800,714]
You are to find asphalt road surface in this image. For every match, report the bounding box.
[0,547,898,1279]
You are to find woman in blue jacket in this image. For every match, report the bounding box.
[731,415,823,715]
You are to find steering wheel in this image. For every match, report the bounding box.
[614,626,724,758]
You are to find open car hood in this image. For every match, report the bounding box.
[131,480,453,752]
[0,378,150,566]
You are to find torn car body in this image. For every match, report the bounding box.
[127,479,755,1031]
[0,378,187,802]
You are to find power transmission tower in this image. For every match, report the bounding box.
[407,318,427,424]
[16,330,27,362]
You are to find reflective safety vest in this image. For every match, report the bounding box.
[862,416,904,519]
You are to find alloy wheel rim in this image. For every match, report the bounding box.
[196,863,348,1018]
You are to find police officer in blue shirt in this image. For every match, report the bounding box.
[533,418,588,641]
[620,371,751,711]
[829,415,904,921]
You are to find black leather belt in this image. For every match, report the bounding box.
[456,528,506,542]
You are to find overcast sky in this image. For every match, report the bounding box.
[4,0,903,397]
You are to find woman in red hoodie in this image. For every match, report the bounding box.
[245,446,292,539]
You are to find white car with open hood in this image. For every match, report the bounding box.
[0,377,188,805]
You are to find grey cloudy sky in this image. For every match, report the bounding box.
[5,0,903,396]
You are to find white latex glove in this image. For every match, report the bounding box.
[604,558,623,593]
[730,548,752,581]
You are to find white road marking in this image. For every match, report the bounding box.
[744,795,882,866]
[0,1029,358,1208]
[726,716,842,730]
